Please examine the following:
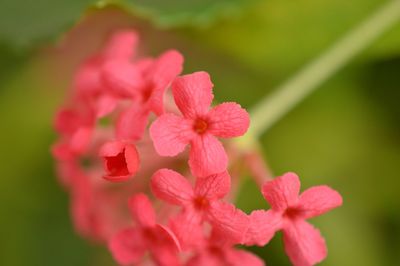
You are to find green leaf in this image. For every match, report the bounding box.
[120,0,258,27]
[0,0,93,49]
[0,0,257,51]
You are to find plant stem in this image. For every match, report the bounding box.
[245,0,400,141]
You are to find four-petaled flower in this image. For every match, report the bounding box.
[74,31,140,118]
[115,50,184,141]
[151,169,248,248]
[244,172,343,266]
[109,193,181,266]
[150,71,250,177]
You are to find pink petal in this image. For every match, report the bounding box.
[99,141,140,182]
[297,185,343,219]
[187,253,222,266]
[189,134,228,178]
[124,145,140,174]
[94,94,118,118]
[51,141,73,161]
[169,209,203,250]
[146,80,165,116]
[150,225,181,266]
[243,210,282,246]
[149,50,184,115]
[102,60,141,97]
[152,50,184,86]
[69,126,93,154]
[283,220,327,266]
[208,202,249,244]
[103,30,138,59]
[128,193,156,227]
[108,228,146,266]
[172,71,214,118]
[151,169,194,206]
[54,108,82,135]
[150,113,194,156]
[151,246,181,266]
[136,57,154,72]
[208,102,250,138]
[70,179,93,238]
[194,171,231,200]
[225,249,265,266]
[99,140,125,157]
[54,160,75,188]
[208,228,232,246]
[74,57,102,96]
[262,172,301,211]
[116,105,150,141]
[157,224,182,252]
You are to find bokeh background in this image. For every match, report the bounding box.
[1,0,400,265]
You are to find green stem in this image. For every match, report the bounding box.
[244,0,400,142]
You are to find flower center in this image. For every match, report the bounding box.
[105,149,129,176]
[141,83,153,103]
[143,227,157,241]
[193,119,208,134]
[193,196,209,210]
[283,207,301,219]
[208,246,223,257]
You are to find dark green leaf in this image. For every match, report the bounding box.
[0,0,93,49]
[122,0,258,27]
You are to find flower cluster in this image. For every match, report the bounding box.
[52,30,343,266]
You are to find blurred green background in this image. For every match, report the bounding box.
[1,0,400,265]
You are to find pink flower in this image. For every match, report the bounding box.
[52,28,344,266]
[150,71,250,177]
[150,72,250,177]
[68,162,129,241]
[151,169,248,248]
[115,50,184,141]
[99,140,140,182]
[52,107,94,160]
[245,172,343,266]
[187,230,264,266]
[74,30,140,118]
[109,193,181,266]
